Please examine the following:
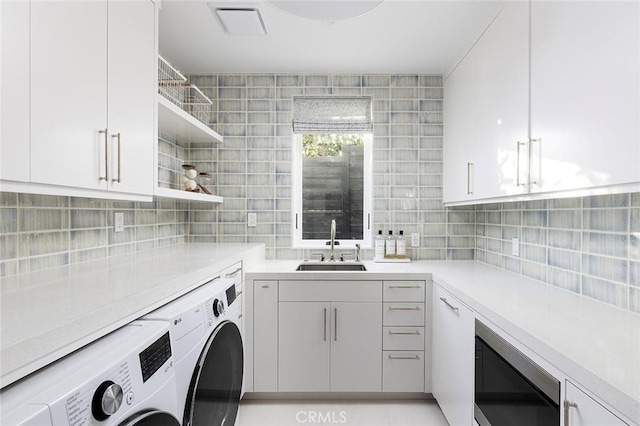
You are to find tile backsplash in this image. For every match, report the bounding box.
[476,193,640,313]
[1,72,638,314]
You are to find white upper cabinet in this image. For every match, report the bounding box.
[530,1,640,194]
[473,2,529,200]
[444,1,640,205]
[0,1,30,182]
[23,0,155,200]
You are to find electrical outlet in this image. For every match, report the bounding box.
[512,238,520,256]
[114,212,124,233]
[411,233,420,247]
[248,213,257,227]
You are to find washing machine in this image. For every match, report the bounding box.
[140,276,243,426]
[0,321,180,425]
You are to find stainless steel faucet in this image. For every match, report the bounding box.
[329,219,336,261]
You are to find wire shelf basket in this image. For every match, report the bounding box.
[158,55,187,107]
[183,84,213,124]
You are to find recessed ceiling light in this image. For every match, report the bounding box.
[209,5,268,35]
[268,1,383,22]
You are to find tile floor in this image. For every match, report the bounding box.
[236,399,449,426]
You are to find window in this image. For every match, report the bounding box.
[292,96,373,248]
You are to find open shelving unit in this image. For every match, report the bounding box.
[155,96,223,204]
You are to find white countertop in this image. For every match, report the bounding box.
[247,259,640,423]
[0,243,265,388]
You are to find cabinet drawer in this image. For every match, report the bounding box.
[279,281,382,302]
[383,281,425,302]
[383,327,425,350]
[383,303,425,326]
[383,351,425,392]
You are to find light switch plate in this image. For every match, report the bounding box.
[411,233,420,247]
[512,238,520,256]
[248,212,257,227]
[114,212,124,233]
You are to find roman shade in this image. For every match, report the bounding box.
[292,96,373,134]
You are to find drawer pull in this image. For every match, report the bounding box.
[236,290,243,296]
[226,267,242,278]
[439,297,459,312]
[209,275,221,282]
[388,285,421,289]
[388,306,421,311]
[260,285,270,289]
[238,313,243,319]
[388,355,421,360]
[388,330,421,336]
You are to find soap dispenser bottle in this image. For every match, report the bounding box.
[396,230,407,259]
[375,230,385,260]
[385,230,396,259]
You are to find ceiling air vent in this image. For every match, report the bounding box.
[210,6,268,35]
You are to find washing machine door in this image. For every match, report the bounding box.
[118,410,180,426]
[184,321,243,426]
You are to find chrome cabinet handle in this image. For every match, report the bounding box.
[529,137,541,186]
[226,267,242,278]
[334,308,338,341]
[388,306,421,311]
[564,400,578,425]
[388,330,421,336]
[516,141,527,187]
[388,355,420,360]
[388,285,421,289]
[323,308,327,341]
[236,290,243,296]
[210,275,221,281]
[439,297,459,312]
[111,133,121,183]
[260,284,269,288]
[238,313,243,319]
[467,161,473,195]
[99,129,108,181]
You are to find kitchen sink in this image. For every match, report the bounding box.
[295,263,367,271]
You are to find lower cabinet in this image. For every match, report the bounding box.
[565,381,629,426]
[278,280,383,392]
[432,284,475,426]
[253,280,278,392]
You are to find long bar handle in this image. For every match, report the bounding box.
[226,267,242,278]
[388,355,421,360]
[388,306,421,311]
[467,161,473,195]
[111,133,121,183]
[529,138,541,186]
[388,285,421,289]
[334,308,338,341]
[323,308,327,341]
[236,290,243,296]
[439,297,459,312]
[564,400,578,426]
[516,141,527,187]
[388,330,421,336]
[99,129,108,181]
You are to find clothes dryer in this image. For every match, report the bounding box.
[141,276,243,426]
[0,321,180,426]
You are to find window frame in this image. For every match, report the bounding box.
[292,133,373,249]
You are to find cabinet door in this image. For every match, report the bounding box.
[278,301,331,392]
[443,46,477,204]
[330,302,382,392]
[107,0,155,195]
[0,1,30,182]
[30,1,108,190]
[473,2,529,199]
[432,285,475,426]
[253,280,278,392]
[531,1,640,193]
[565,381,628,426]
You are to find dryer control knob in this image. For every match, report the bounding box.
[213,299,225,317]
[92,380,123,421]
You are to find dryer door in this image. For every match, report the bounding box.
[184,321,243,426]
[118,410,180,426]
